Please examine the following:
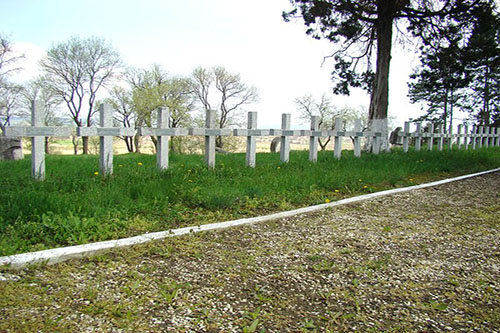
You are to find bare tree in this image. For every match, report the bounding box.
[295,94,363,150]
[0,34,24,134]
[104,86,136,152]
[40,36,121,154]
[0,80,23,133]
[20,77,63,152]
[0,34,24,78]
[191,66,258,148]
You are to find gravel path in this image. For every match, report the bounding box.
[1,172,499,332]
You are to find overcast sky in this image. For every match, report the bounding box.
[1,0,429,128]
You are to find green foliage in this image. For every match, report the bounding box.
[0,147,499,256]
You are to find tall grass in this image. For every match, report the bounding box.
[0,147,499,256]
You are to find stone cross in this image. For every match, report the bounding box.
[370,121,382,155]
[457,124,463,150]
[187,110,231,168]
[137,107,190,170]
[4,101,72,180]
[437,124,444,151]
[463,123,470,150]
[353,119,362,158]
[471,125,477,150]
[447,126,453,150]
[478,126,484,148]
[414,122,422,152]
[483,126,490,147]
[427,123,435,151]
[333,118,343,159]
[77,103,134,176]
[402,121,410,153]
[279,113,291,163]
[245,112,257,167]
[308,115,320,162]
[232,112,271,168]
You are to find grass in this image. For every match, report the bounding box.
[0,147,499,256]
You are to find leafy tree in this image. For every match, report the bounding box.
[191,66,258,149]
[40,36,121,154]
[283,0,490,150]
[408,38,468,133]
[126,65,195,153]
[408,1,499,129]
[461,2,500,126]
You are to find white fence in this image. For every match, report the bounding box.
[3,101,500,180]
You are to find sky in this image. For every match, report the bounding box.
[0,0,430,129]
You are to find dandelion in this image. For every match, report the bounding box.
[334,189,340,193]
[137,162,143,166]
[363,185,368,189]
[94,171,99,176]
[325,198,331,203]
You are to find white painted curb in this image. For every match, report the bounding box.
[1,168,499,269]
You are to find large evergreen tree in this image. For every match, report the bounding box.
[462,2,500,126]
[408,36,468,132]
[283,0,492,150]
[408,1,499,128]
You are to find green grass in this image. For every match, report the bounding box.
[0,147,499,256]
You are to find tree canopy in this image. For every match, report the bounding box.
[40,36,121,154]
[283,0,495,144]
[408,1,499,128]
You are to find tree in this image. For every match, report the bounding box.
[0,80,23,133]
[40,36,121,154]
[284,0,490,151]
[20,77,64,152]
[127,65,195,153]
[0,34,24,134]
[461,2,500,126]
[191,66,258,149]
[295,93,361,150]
[104,86,136,152]
[408,2,499,129]
[0,34,24,79]
[408,38,468,133]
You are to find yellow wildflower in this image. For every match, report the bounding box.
[137,162,143,166]
[334,189,340,193]
[94,171,99,176]
[325,198,331,203]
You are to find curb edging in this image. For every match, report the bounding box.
[1,168,499,269]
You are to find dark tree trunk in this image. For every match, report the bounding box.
[72,136,79,155]
[318,137,330,151]
[125,137,134,153]
[368,1,394,122]
[366,1,395,152]
[82,136,89,155]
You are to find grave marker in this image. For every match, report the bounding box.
[333,118,343,159]
[78,104,135,175]
[4,101,72,180]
